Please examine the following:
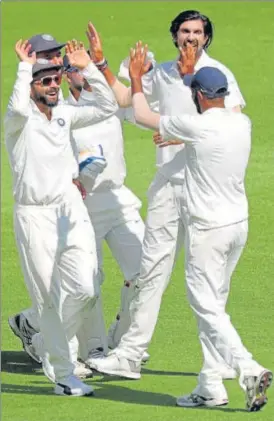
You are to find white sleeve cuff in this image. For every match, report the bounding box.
[18,61,33,73]
[81,62,97,78]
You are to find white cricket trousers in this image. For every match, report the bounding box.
[185,220,262,397]
[116,172,243,374]
[75,188,145,360]
[14,200,99,381]
[116,172,185,359]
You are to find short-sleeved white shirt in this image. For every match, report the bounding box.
[160,108,251,228]
[142,51,245,183]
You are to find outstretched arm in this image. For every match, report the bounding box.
[5,40,36,134]
[65,40,118,129]
[86,22,133,107]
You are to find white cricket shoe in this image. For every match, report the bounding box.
[85,347,105,367]
[54,374,94,397]
[141,351,150,365]
[8,313,40,363]
[176,393,229,408]
[74,361,93,379]
[88,353,141,379]
[243,369,273,412]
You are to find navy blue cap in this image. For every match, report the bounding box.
[32,58,62,78]
[29,34,65,54]
[191,67,229,99]
[63,55,78,73]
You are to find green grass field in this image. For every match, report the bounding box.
[1,1,274,420]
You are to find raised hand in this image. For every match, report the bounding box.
[65,40,91,70]
[129,41,152,80]
[177,40,198,76]
[15,39,36,64]
[86,22,104,63]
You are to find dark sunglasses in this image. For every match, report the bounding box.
[34,74,62,87]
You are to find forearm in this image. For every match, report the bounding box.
[131,78,160,130]
[8,62,32,116]
[99,66,132,108]
[82,62,118,115]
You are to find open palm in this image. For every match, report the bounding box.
[65,40,91,70]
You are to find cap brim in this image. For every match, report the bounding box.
[32,63,63,78]
[33,42,66,54]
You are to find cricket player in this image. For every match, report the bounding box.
[5,39,118,395]
[59,55,146,366]
[86,11,245,381]
[99,43,273,411]
[7,32,91,378]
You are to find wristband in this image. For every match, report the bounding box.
[95,58,108,72]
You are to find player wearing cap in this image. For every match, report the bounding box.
[87,11,246,382]
[94,44,273,411]
[57,56,146,366]
[4,39,118,396]
[28,33,65,64]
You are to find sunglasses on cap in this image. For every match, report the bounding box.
[33,74,62,87]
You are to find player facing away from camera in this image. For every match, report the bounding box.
[86,11,247,383]
[5,39,118,396]
[55,55,146,369]
[100,43,273,411]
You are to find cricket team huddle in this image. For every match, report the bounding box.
[4,9,272,412]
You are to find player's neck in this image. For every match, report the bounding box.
[70,88,81,101]
[35,102,53,121]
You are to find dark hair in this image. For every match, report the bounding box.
[170,10,213,50]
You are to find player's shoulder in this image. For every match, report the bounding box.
[203,54,236,81]
[156,60,176,73]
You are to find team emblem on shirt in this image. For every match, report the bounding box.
[57,118,65,127]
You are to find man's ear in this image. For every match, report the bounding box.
[197,91,203,101]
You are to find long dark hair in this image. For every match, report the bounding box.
[170,10,214,50]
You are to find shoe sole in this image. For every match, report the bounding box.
[248,370,273,412]
[94,366,141,380]
[8,317,41,364]
[176,398,228,408]
[54,386,94,397]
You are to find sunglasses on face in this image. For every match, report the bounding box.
[34,74,62,87]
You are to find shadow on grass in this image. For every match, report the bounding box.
[1,351,42,374]
[1,381,247,412]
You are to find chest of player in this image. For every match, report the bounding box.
[156,70,197,115]
[24,115,72,159]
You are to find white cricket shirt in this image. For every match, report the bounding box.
[67,90,141,212]
[4,61,118,206]
[142,50,245,183]
[160,108,251,229]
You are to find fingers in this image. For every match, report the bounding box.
[130,47,135,60]
[88,22,100,42]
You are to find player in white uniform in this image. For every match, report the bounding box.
[7,33,91,378]
[5,39,118,396]
[86,11,245,381]
[100,45,273,411]
[61,56,146,365]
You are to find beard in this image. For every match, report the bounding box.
[33,90,59,107]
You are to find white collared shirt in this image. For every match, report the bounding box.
[67,90,141,212]
[4,62,118,206]
[142,50,245,183]
[160,108,251,228]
